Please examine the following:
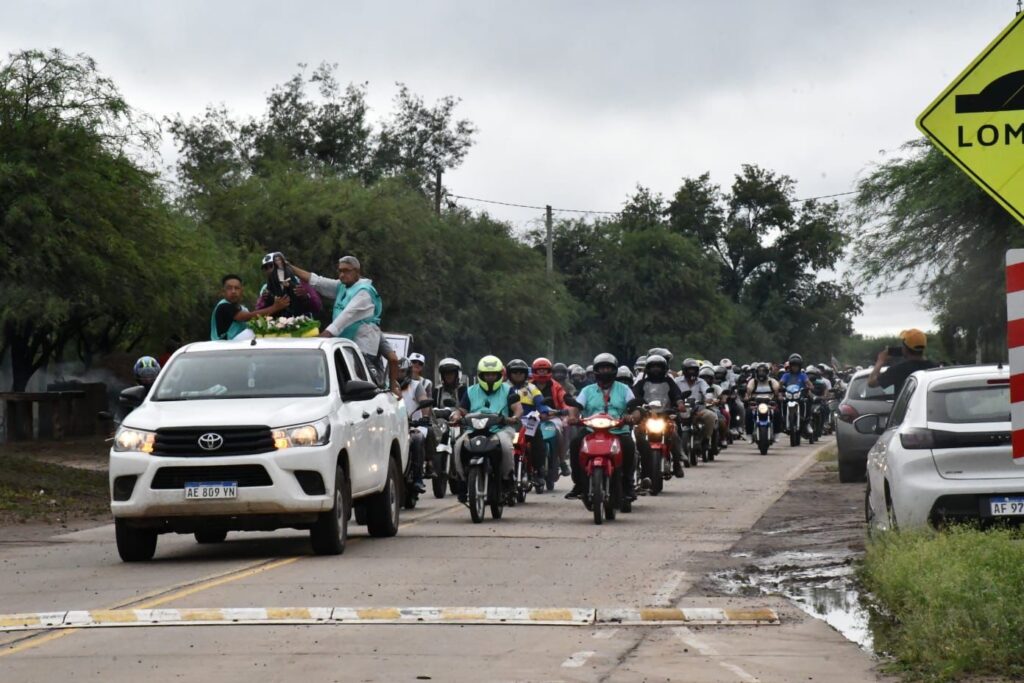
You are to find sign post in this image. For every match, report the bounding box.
[1006,249,1024,463]
[917,12,1024,225]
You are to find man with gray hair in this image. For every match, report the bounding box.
[290,256,384,375]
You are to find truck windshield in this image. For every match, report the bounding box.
[153,350,329,400]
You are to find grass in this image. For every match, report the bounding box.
[816,443,838,462]
[860,526,1024,682]
[0,454,109,524]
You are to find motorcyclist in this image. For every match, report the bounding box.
[779,353,813,435]
[408,352,434,398]
[398,357,429,494]
[449,356,523,502]
[632,354,686,478]
[616,365,634,383]
[552,362,576,396]
[434,357,467,408]
[674,358,717,451]
[506,358,551,492]
[565,353,640,502]
[700,365,729,448]
[531,357,571,477]
[119,356,161,419]
[583,364,596,388]
[568,364,586,394]
[633,355,648,383]
[745,362,781,437]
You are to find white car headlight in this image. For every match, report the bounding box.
[113,427,156,454]
[272,417,331,449]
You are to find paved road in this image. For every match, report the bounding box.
[0,435,880,682]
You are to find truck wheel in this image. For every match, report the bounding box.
[115,519,157,562]
[194,530,228,544]
[310,466,350,555]
[366,457,400,537]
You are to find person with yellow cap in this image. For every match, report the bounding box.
[867,328,937,396]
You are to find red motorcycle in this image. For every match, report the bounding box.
[578,413,631,524]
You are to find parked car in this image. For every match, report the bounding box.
[835,368,894,482]
[109,338,409,561]
[858,364,1023,530]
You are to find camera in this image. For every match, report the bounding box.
[886,345,903,358]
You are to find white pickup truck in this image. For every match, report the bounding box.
[109,338,409,561]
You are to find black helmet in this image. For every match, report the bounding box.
[645,354,668,380]
[507,358,529,377]
[552,362,568,380]
[682,357,699,378]
[593,353,618,382]
[788,353,803,367]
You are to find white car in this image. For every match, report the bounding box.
[110,338,408,561]
[857,363,1023,530]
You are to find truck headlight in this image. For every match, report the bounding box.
[272,417,331,449]
[114,427,155,454]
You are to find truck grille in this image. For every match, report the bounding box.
[150,465,273,489]
[152,426,274,457]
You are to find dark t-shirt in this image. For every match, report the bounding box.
[877,359,937,396]
[214,301,241,339]
[632,378,683,405]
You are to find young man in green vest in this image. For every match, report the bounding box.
[448,356,524,502]
[290,256,384,377]
[210,274,289,341]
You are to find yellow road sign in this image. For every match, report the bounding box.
[917,12,1024,224]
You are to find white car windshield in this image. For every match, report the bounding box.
[154,350,329,401]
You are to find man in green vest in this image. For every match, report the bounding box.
[290,256,384,375]
[210,274,289,341]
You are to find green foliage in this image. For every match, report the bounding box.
[861,527,1024,681]
[853,139,1024,362]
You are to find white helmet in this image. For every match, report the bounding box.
[616,365,633,382]
[720,358,733,370]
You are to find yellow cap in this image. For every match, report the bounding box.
[899,328,927,351]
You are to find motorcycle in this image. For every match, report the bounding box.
[459,412,515,523]
[404,398,436,510]
[704,397,721,461]
[640,401,676,496]
[578,413,631,524]
[679,396,708,466]
[783,384,809,447]
[425,402,458,499]
[749,396,776,455]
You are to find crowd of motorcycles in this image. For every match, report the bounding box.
[400,355,853,526]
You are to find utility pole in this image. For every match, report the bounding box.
[545,205,554,359]
[434,168,442,215]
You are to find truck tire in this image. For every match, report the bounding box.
[366,457,400,537]
[310,465,350,555]
[115,519,157,562]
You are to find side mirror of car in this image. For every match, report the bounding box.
[342,379,379,402]
[853,414,885,435]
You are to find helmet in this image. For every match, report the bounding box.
[720,358,733,370]
[476,355,504,392]
[409,352,426,365]
[438,357,461,374]
[593,353,618,383]
[682,358,699,378]
[506,358,529,378]
[647,347,673,364]
[616,365,633,382]
[788,353,804,368]
[741,363,751,372]
[820,364,834,378]
[714,365,726,381]
[586,364,595,374]
[806,364,820,377]
[755,362,769,379]
[569,364,585,380]
[645,354,668,379]
[133,356,161,386]
[552,362,568,379]
[634,355,648,370]
[698,366,715,383]
[532,357,552,372]
[700,360,714,369]
[397,357,413,386]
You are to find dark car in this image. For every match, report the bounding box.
[835,368,894,482]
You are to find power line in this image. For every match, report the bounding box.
[449,189,859,216]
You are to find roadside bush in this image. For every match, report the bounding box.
[860,527,1024,681]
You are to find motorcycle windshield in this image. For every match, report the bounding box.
[786,384,802,394]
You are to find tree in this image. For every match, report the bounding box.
[0,49,226,390]
[852,139,1023,362]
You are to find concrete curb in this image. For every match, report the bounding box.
[0,606,779,632]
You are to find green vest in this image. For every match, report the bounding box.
[210,300,250,341]
[466,382,511,432]
[577,381,631,435]
[332,279,383,339]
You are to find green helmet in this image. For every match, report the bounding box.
[476,355,504,392]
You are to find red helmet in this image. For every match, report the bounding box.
[531,357,552,371]
[531,357,552,382]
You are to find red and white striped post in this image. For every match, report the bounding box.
[1006,249,1024,463]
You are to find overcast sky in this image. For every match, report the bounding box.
[4,0,1018,336]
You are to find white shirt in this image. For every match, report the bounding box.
[674,377,710,403]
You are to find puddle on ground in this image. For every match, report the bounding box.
[708,549,874,652]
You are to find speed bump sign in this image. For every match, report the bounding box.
[917,12,1024,224]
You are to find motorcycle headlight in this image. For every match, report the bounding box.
[586,417,614,430]
[272,417,331,449]
[757,403,770,415]
[113,427,155,454]
[647,417,666,434]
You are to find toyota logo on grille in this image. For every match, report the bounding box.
[197,433,224,451]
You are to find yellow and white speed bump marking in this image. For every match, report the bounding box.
[0,606,778,632]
